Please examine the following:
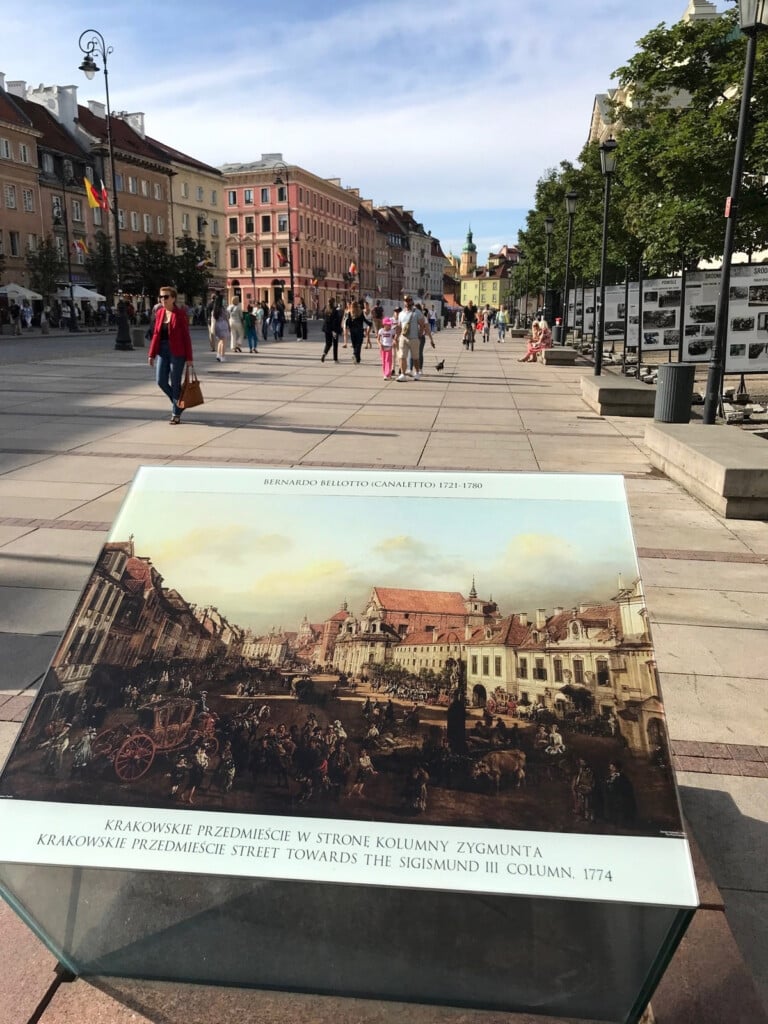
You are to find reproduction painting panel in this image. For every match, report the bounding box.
[0,469,697,908]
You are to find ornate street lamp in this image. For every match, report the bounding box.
[594,137,618,376]
[78,29,132,350]
[703,0,768,422]
[561,192,578,346]
[543,216,554,323]
[52,181,78,333]
[273,161,297,332]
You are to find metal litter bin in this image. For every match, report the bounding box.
[131,327,146,348]
[654,362,696,423]
[552,325,562,344]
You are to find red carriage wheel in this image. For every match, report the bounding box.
[114,733,156,781]
[93,727,120,757]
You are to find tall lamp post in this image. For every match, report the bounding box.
[594,137,618,376]
[78,29,132,351]
[272,161,296,332]
[562,192,578,346]
[53,180,78,332]
[543,216,554,322]
[704,0,768,422]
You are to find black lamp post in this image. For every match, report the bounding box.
[78,29,133,350]
[543,216,554,322]
[703,0,768,423]
[53,181,78,332]
[273,161,296,332]
[594,137,618,376]
[562,191,578,346]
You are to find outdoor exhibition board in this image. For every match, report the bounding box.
[0,467,697,1022]
[569,265,768,372]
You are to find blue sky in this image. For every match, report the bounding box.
[5,1,725,260]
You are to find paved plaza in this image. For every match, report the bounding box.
[0,323,767,1022]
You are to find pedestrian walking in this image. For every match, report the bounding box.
[295,299,308,340]
[496,307,508,342]
[228,297,244,352]
[243,304,258,352]
[395,295,427,381]
[346,301,372,364]
[320,298,343,363]
[148,286,195,425]
[213,303,230,362]
[377,317,396,378]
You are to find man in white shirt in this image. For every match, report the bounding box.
[228,298,244,352]
[395,295,427,381]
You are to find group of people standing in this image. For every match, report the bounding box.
[205,293,309,362]
[321,295,436,381]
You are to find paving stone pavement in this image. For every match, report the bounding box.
[1,324,767,1022]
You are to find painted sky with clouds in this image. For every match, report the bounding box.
[113,486,639,635]
[3,1,723,260]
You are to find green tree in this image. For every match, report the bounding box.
[611,6,768,268]
[27,237,65,305]
[85,231,116,303]
[174,236,213,305]
[121,238,175,300]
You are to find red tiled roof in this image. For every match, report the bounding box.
[9,94,84,158]
[373,587,467,615]
[145,134,221,175]
[0,91,31,129]
[77,105,170,167]
[398,628,465,647]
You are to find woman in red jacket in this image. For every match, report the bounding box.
[148,286,194,424]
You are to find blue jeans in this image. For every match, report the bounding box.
[246,326,258,350]
[156,341,186,416]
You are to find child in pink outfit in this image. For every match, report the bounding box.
[378,317,396,378]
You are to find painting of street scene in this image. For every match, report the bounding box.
[0,469,685,840]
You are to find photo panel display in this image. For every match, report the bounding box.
[0,467,696,912]
[684,265,768,372]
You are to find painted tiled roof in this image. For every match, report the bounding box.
[77,105,170,166]
[373,587,466,615]
[145,134,222,175]
[9,94,84,157]
[0,91,31,129]
[398,628,465,647]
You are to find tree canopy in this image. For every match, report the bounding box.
[519,5,768,284]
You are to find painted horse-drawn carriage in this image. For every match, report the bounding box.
[93,697,219,782]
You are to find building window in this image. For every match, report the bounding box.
[553,658,563,683]
[261,187,269,203]
[9,231,21,257]
[471,655,478,675]
[118,209,125,229]
[93,208,102,226]
[277,185,287,203]
[179,181,188,198]
[128,176,138,194]
[211,189,218,205]
[143,213,152,233]
[130,211,139,230]
[517,657,528,680]
[156,215,164,234]
[261,214,271,232]
[211,219,219,236]
[596,658,611,687]
[115,173,124,191]
[0,139,11,159]
[22,189,34,212]
[227,190,237,205]
[230,249,239,269]
[573,659,584,685]
[42,153,54,174]
[181,213,190,231]
[154,182,163,200]
[71,199,83,223]
[277,213,288,232]
[244,188,254,204]
[244,215,254,233]
[4,184,17,209]
[18,143,29,163]
[246,248,255,269]
[482,656,490,676]
[494,656,502,677]
[228,216,238,234]
[27,233,37,252]
[196,186,204,202]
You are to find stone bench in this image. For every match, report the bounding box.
[581,373,656,417]
[645,422,768,519]
[540,346,578,366]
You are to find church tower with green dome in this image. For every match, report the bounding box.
[460,226,477,276]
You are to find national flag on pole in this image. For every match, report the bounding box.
[84,177,102,209]
[277,252,289,266]
[348,261,357,276]
[71,240,89,255]
[98,179,109,211]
